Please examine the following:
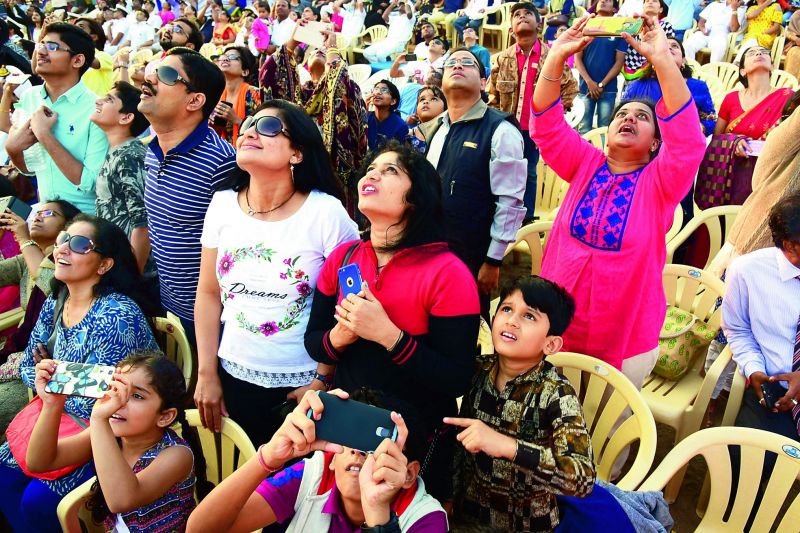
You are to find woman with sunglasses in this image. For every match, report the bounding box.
[0,200,80,381]
[259,26,368,215]
[0,215,157,533]
[210,45,261,145]
[194,100,358,446]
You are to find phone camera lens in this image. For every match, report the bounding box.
[346,277,354,287]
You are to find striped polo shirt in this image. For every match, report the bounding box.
[144,120,237,321]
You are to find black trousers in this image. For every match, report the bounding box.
[219,365,295,448]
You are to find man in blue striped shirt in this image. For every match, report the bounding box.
[139,47,236,343]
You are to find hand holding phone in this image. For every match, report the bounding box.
[45,361,116,398]
[34,360,67,406]
[358,411,409,513]
[338,263,364,299]
[261,389,350,470]
[583,17,643,37]
[307,391,398,453]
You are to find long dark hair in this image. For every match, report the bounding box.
[376,79,401,114]
[50,215,149,312]
[358,140,446,253]
[218,100,345,202]
[87,352,206,524]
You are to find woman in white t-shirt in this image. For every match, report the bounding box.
[194,100,359,446]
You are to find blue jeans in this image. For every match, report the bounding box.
[453,16,482,42]
[0,463,95,533]
[521,131,539,220]
[578,91,616,134]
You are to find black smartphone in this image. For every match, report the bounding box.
[760,381,787,409]
[0,196,31,220]
[404,53,417,61]
[307,391,397,453]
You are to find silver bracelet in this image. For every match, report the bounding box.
[540,72,562,82]
[387,330,404,352]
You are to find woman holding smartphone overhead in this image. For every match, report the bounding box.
[0,215,157,533]
[529,16,706,384]
[193,100,358,447]
[303,141,480,500]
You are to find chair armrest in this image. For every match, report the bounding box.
[57,476,97,533]
[682,345,733,439]
[0,306,24,331]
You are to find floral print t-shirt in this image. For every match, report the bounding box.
[200,189,358,387]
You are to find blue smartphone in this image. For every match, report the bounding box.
[338,263,364,299]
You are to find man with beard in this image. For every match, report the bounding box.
[5,22,108,214]
[139,48,236,344]
[487,2,576,222]
[159,16,204,52]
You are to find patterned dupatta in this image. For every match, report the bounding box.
[725,87,794,140]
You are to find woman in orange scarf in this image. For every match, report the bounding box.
[210,46,262,145]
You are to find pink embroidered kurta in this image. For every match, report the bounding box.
[529,98,705,368]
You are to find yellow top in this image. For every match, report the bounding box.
[744,3,783,49]
[81,49,114,96]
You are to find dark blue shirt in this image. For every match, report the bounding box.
[623,77,717,136]
[144,121,237,321]
[579,36,628,94]
[367,112,409,152]
[443,0,464,13]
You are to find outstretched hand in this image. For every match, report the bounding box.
[622,15,669,66]
[549,15,595,61]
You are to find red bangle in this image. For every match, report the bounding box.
[257,444,280,474]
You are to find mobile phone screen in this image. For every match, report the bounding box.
[405,53,417,61]
[583,17,643,37]
[338,263,364,299]
[45,362,115,398]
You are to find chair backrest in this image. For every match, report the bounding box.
[153,314,193,389]
[535,160,570,216]
[639,427,800,532]
[362,25,388,45]
[347,63,373,85]
[699,62,740,92]
[665,205,684,243]
[702,71,727,110]
[545,352,658,490]
[199,42,219,59]
[666,205,742,269]
[770,33,785,68]
[185,409,257,487]
[582,126,608,152]
[504,220,554,275]
[663,263,725,334]
[771,69,799,90]
[57,476,103,533]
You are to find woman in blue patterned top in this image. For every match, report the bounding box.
[0,215,157,533]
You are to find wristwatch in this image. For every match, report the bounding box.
[597,82,604,89]
[361,511,400,533]
[314,372,332,388]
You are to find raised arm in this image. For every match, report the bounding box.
[622,16,691,115]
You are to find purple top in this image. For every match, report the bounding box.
[256,457,447,532]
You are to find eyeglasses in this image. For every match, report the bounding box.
[240,115,290,138]
[155,65,198,92]
[35,41,73,54]
[443,57,478,69]
[372,86,390,94]
[430,38,444,45]
[36,209,62,218]
[215,53,241,62]
[163,23,186,34]
[744,47,770,57]
[56,232,102,255]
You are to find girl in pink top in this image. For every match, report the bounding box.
[529,16,706,376]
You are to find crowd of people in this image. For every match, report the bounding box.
[0,0,796,530]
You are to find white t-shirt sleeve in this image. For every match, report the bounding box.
[200,190,230,249]
[318,193,359,257]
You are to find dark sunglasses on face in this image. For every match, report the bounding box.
[56,232,102,255]
[155,65,198,92]
[240,115,290,138]
[164,23,185,34]
[215,53,242,62]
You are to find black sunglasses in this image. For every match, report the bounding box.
[56,232,102,255]
[240,115,290,139]
[155,65,199,93]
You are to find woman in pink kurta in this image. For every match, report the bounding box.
[528,16,707,374]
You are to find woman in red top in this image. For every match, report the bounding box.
[212,9,237,46]
[715,46,794,204]
[304,141,480,500]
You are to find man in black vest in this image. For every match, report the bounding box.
[421,47,527,316]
